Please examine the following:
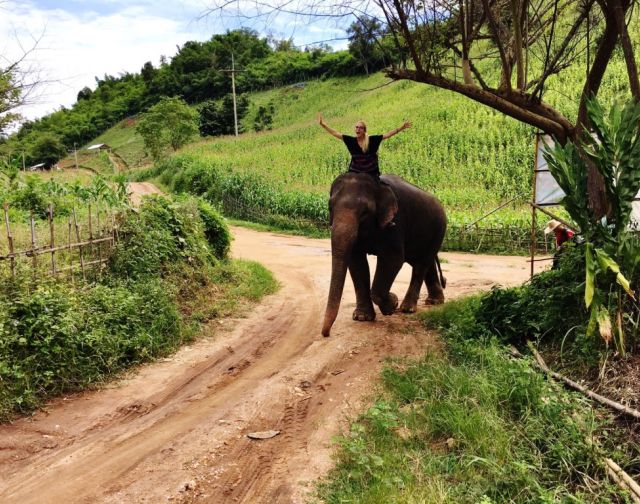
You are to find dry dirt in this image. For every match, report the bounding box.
[128,182,164,206]
[0,224,545,504]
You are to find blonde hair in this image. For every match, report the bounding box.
[356,121,369,153]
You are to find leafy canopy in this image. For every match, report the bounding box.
[136,97,199,161]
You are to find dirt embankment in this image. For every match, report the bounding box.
[0,226,543,504]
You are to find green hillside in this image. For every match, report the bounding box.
[135,73,536,231]
[65,56,634,249]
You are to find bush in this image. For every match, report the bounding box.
[110,195,220,280]
[458,245,588,349]
[196,198,230,259]
[0,277,181,419]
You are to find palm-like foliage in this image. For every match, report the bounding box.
[543,98,640,354]
[583,99,640,240]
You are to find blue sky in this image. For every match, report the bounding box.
[2,1,350,122]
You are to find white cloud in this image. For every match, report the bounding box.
[2,1,210,121]
[1,0,351,122]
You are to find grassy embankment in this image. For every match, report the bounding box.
[316,295,635,503]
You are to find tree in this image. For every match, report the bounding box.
[198,94,249,136]
[0,69,22,134]
[254,102,275,132]
[204,0,638,218]
[1,34,45,136]
[29,132,67,167]
[77,86,93,101]
[347,17,385,75]
[136,97,199,160]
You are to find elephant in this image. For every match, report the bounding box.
[321,172,447,337]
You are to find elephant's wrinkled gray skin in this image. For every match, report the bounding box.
[321,173,447,337]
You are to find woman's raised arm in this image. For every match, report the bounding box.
[382,120,412,140]
[318,113,343,140]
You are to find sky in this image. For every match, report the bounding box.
[1,0,350,123]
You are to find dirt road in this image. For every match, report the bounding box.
[0,227,544,504]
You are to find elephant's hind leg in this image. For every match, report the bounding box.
[400,263,428,313]
[349,251,376,321]
[424,261,445,305]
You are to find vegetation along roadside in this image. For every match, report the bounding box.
[316,296,634,503]
[0,194,278,421]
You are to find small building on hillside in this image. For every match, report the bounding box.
[28,162,60,171]
[86,143,112,153]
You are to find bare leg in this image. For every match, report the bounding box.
[349,251,375,321]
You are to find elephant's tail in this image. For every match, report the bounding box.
[435,255,446,289]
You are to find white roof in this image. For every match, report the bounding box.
[87,143,106,150]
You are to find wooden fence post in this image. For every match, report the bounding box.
[3,203,15,278]
[96,205,103,270]
[49,204,56,275]
[72,208,86,280]
[30,211,37,274]
[68,217,74,283]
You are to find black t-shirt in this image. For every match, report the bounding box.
[342,134,383,175]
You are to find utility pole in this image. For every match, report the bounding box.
[222,53,244,137]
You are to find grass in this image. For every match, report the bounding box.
[89,117,150,169]
[316,296,634,503]
[183,258,279,323]
[226,218,330,239]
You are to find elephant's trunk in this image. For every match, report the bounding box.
[321,218,357,337]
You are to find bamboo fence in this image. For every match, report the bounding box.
[0,203,118,280]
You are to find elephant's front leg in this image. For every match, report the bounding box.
[371,255,403,315]
[349,251,376,321]
[400,263,428,313]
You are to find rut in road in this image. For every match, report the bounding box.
[0,226,540,503]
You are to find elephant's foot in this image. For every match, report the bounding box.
[399,299,418,313]
[377,292,398,316]
[425,296,445,306]
[352,307,376,322]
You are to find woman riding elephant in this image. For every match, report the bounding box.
[318,115,447,337]
[318,113,412,181]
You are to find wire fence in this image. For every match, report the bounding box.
[0,203,119,280]
[219,195,552,255]
[443,225,552,255]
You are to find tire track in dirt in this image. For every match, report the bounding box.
[0,226,543,503]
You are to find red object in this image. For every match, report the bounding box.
[555,228,574,247]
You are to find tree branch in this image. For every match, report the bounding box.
[387,67,573,140]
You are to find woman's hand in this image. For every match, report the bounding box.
[318,113,326,127]
[402,120,412,131]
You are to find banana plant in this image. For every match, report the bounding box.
[544,98,640,355]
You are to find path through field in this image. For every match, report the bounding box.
[0,225,544,504]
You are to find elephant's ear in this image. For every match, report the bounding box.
[376,184,398,229]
